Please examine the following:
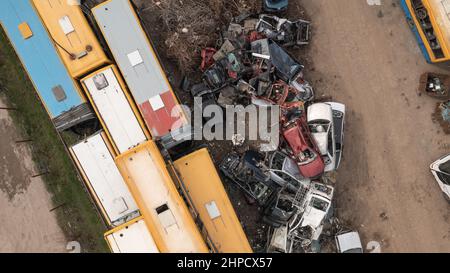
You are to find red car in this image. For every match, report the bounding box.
[282,116,325,178]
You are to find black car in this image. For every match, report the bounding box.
[220,151,279,205]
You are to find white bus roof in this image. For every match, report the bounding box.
[106,218,159,253]
[70,132,139,226]
[81,66,147,154]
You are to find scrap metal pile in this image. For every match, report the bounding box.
[184,14,351,253]
[419,73,450,134]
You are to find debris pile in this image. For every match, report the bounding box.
[434,100,450,134]
[183,13,352,253]
[155,0,260,72]
[419,72,450,99]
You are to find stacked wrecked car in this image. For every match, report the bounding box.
[187,14,348,253]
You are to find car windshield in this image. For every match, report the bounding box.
[438,160,450,185]
[296,148,317,165]
[310,197,329,212]
[309,121,330,134]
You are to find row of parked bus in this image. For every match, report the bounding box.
[0,0,251,253]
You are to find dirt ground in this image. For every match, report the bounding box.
[301,0,450,252]
[0,98,67,253]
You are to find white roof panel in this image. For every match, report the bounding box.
[106,219,159,253]
[82,67,147,153]
[70,132,139,226]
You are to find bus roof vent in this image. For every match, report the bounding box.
[93,73,109,90]
[156,204,177,229]
[52,85,67,102]
[205,201,221,220]
[59,16,75,35]
[127,50,144,67]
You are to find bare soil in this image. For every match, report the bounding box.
[302,0,450,252]
[0,98,67,253]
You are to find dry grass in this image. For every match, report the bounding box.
[153,0,259,72]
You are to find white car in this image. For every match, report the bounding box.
[335,231,364,253]
[268,151,311,191]
[430,154,450,202]
[299,182,334,231]
[287,182,334,241]
[307,102,346,172]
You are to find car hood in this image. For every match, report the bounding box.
[311,132,328,155]
[307,103,333,122]
[299,156,324,178]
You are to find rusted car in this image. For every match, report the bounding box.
[282,116,325,179]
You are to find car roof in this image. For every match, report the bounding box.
[336,232,363,253]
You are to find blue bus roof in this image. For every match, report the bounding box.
[0,0,85,118]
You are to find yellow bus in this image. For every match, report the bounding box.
[402,0,450,64]
[173,148,253,253]
[31,0,109,78]
[80,65,150,155]
[115,141,209,253]
[105,216,159,253]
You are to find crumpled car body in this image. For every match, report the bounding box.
[251,39,314,101]
[282,116,325,179]
[220,151,278,205]
[257,14,311,46]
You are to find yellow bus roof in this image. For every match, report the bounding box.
[406,0,450,62]
[427,0,450,56]
[115,141,208,253]
[31,0,109,78]
[174,148,253,253]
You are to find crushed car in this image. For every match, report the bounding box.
[287,182,334,244]
[282,116,325,179]
[190,82,224,123]
[264,180,335,252]
[430,154,450,202]
[256,14,311,47]
[263,181,309,228]
[268,150,310,191]
[220,150,278,205]
[251,39,314,102]
[307,102,346,172]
